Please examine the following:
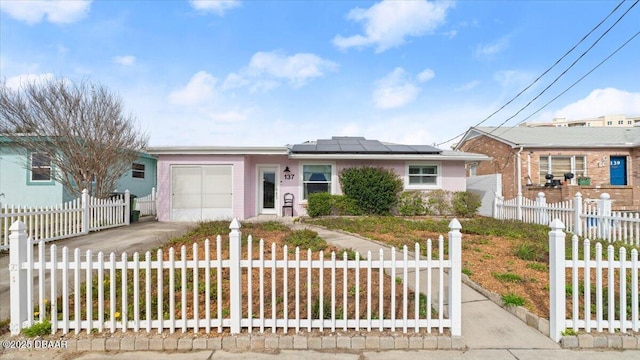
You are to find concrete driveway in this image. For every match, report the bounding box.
[0,218,196,320]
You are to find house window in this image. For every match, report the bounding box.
[618,120,624,125]
[469,163,477,177]
[30,153,52,182]
[302,164,332,199]
[607,121,612,126]
[405,163,440,189]
[132,163,145,179]
[539,156,586,184]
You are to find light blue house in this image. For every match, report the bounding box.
[0,138,157,207]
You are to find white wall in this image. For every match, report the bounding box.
[466,174,502,217]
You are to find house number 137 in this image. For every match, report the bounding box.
[284,173,295,180]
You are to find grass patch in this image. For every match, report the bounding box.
[283,229,327,251]
[526,262,547,271]
[501,293,526,307]
[493,272,524,283]
[22,320,51,337]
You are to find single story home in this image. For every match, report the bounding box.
[455,126,640,210]
[0,137,157,207]
[147,136,489,221]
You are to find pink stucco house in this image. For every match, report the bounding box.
[147,136,488,221]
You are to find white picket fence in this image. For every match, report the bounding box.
[135,187,157,217]
[0,190,131,251]
[549,219,640,341]
[8,219,462,336]
[495,192,640,246]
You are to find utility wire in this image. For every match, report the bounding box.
[438,0,629,147]
[495,29,640,137]
[485,0,638,135]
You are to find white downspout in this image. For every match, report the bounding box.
[516,147,523,221]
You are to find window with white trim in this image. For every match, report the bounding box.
[302,164,332,199]
[30,153,52,182]
[132,163,145,179]
[539,155,586,184]
[405,163,440,189]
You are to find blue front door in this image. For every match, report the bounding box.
[609,156,627,185]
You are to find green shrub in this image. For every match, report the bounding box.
[426,189,452,216]
[452,191,481,217]
[307,193,362,217]
[397,191,428,216]
[339,166,403,215]
[307,192,333,217]
[332,195,363,216]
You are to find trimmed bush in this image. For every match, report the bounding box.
[307,193,362,217]
[332,195,363,216]
[426,189,452,216]
[452,191,481,217]
[397,191,428,216]
[339,166,403,215]
[307,192,333,217]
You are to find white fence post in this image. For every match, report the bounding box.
[597,193,611,239]
[81,189,90,234]
[494,195,503,219]
[448,218,462,337]
[536,192,547,225]
[9,221,29,335]
[125,190,131,226]
[229,218,242,334]
[573,192,582,236]
[549,219,566,342]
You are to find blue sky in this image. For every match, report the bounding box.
[1,0,639,147]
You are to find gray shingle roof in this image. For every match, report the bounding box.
[472,126,640,147]
[290,136,442,154]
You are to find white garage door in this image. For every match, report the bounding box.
[171,165,233,221]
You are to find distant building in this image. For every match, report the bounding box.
[520,114,640,128]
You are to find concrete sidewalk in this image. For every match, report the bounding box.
[290,223,560,350]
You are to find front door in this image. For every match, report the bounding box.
[609,156,627,185]
[259,167,278,214]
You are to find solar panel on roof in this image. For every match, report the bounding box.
[290,137,443,154]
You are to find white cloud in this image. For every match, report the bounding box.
[333,0,454,53]
[190,0,240,16]
[551,88,640,119]
[454,80,480,92]
[168,71,218,106]
[417,68,435,83]
[223,51,338,91]
[475,36,510,59]
[5,73,55,89]
[372,67,421,109]
[0,0,91,24]
[207,109,251,123]
[113,55,136,66]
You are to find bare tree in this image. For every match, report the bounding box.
[0,77,149,198]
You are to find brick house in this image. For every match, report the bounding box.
[455,126,640,211]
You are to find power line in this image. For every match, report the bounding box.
[485,0,638,135]
[495,29,640,138]
[438,0,630,147]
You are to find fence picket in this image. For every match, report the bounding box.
[1,189,153,250]
[8,218,463,336]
